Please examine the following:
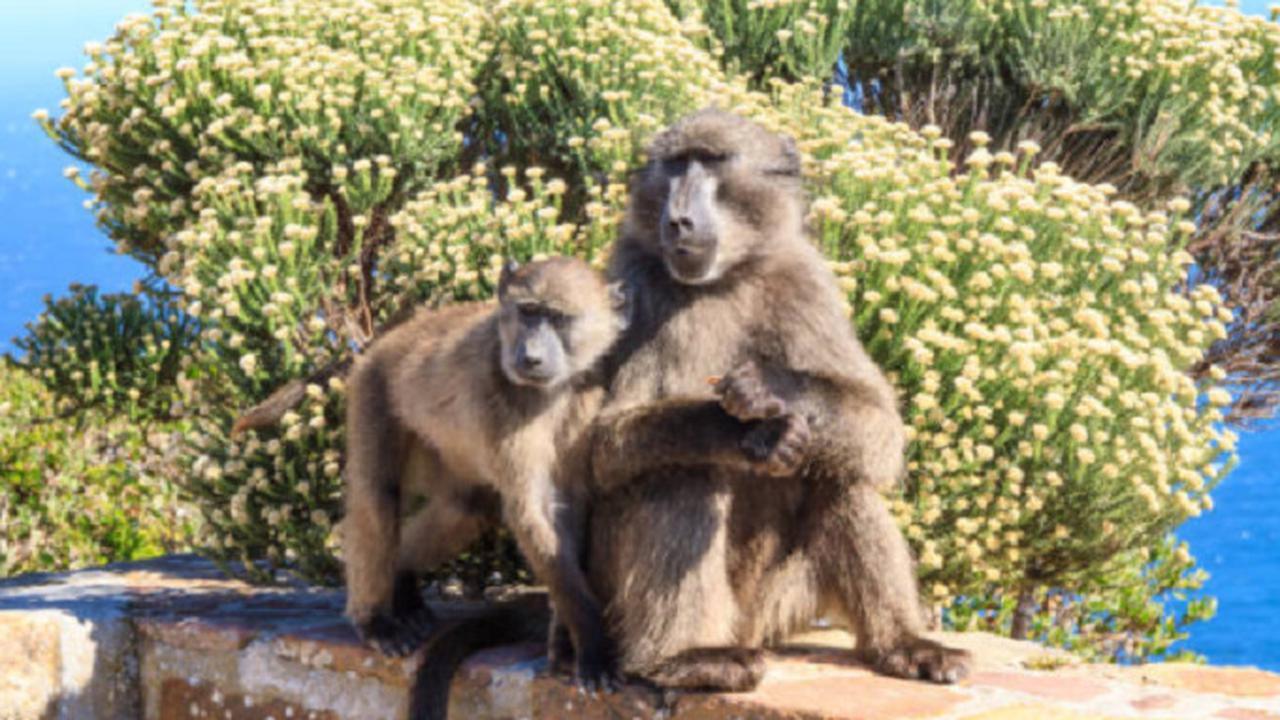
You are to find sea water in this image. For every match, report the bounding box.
[1176,430,1280,670]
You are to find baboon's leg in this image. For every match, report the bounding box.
[592,473,749,691]
[354,481,495,657]
[546,612,574,675]
[343,361,408,626]
[503,479,615,688]
[342,361,442,656]
[811,482,971,683]
[395,487,497,573]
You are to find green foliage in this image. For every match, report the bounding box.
[0,363,195,576]
[667,0,855,82]
[949,537,1215,662]
[26,0,1250,661]
[12,284,195,420]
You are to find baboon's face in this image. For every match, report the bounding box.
[497,258,629,389]
[642,110,803,286]
[658,152,727,284]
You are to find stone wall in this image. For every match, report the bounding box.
[2,556,1277,719]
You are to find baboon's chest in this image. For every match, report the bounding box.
[620,291,760,401]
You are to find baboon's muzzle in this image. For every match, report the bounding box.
[662,161,719,283]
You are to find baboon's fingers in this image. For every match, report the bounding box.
[644,646,765,692]
[723,361,785,419]
[760,396,786,418]
[718,374,785,420]
[743,414,810,476]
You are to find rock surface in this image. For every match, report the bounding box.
[1,555,1277,719]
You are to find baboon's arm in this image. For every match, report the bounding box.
[589,398,755,494]
[502,473,615,684]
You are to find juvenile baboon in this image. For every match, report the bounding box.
[342,257,627,686]
[585,109,972,690]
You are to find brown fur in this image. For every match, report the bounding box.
[342,257,625,684]
[585,109,972,689]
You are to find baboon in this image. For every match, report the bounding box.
[342,256,627,686]
[583,109,973,690]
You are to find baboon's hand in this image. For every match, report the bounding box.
[714,361,784,420]
[741,412,810,476]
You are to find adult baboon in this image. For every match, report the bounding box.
[342,257,627,686]
[584,109,972,690]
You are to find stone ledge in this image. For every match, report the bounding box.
[1,556,1277,719]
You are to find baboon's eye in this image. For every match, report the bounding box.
[763,165,800,178]
[663,156,690,175]
[546,309,571,328]
[664,151,729,175]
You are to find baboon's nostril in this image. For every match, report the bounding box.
[668,216,695,234]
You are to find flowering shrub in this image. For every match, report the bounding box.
[786,95,1233,655]
[19,0,1246,658]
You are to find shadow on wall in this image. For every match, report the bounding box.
[0,554,262,719]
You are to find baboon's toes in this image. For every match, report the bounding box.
[573,642,621,694]
[872,638,972,684]
[356,608,436,658]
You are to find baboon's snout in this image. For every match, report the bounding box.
[662,164,720,282]
[509,327,563,386]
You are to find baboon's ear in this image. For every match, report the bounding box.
[607,280,631,331]
[498,259,520,299]
[769,135,802,177]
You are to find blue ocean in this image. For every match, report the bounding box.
[1,1,1276,672]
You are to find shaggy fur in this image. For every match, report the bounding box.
[585,109,972,690]
[342,257,625,686]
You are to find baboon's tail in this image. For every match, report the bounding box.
[409,595,550,720]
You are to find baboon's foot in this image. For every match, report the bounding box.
[742,412,810,476]
[715,361,784,420]
[354,603,438,657]
[863,636,971,684]
[353,571,437,656]
[644,646,766,692]
[547,622,620,694]
[574,638,621,695]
